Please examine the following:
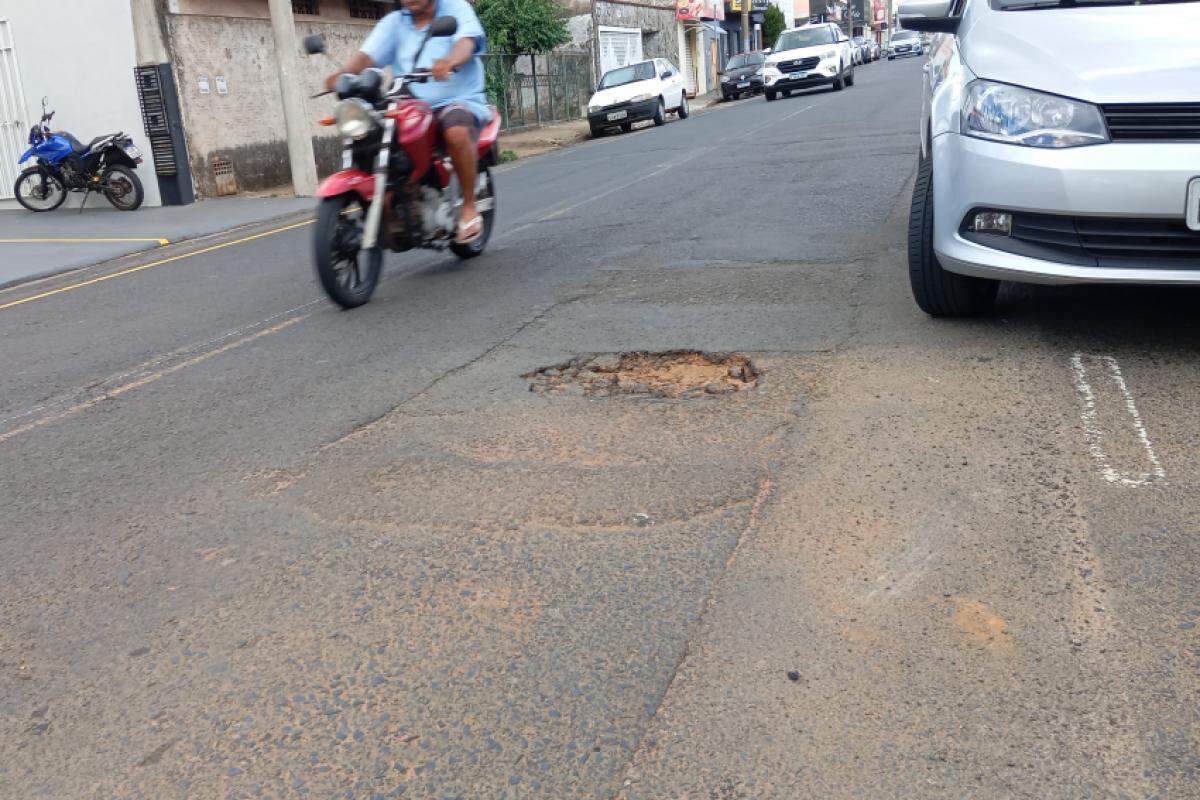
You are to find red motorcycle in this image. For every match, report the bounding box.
[303,21,499,308]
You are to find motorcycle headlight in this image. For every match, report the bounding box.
[334,98,376,141]
[961,80,1108,149]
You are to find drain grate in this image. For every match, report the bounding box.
[524,351,759,398]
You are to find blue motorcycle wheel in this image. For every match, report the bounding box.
[14,167,66,212]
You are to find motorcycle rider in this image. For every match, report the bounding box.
[325,0,490,244]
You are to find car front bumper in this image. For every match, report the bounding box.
[721,77,763,94]
[764,69,838,91]
[933,132,1200,285]
[588,98,659,129]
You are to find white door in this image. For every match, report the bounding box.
[679,30,697,96]
[660,61,684,108]
[598,27,643,76]
[0,20,30,200]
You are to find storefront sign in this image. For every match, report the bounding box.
[679,0,725,20]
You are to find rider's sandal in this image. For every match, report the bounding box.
[456,214,483,244]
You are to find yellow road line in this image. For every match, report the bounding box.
[0,218,314,313]
[0,237,171,246]
[0,314,308,445]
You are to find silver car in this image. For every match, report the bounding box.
[900,0,1200,316]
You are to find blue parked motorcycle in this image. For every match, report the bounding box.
[15,98,145,212]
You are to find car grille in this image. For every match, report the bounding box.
[965,211,1200,268]
[777,57,820,72]
[1102,103,1200,142]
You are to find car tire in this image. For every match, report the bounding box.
[833,67,845,91]
[782,89,792,98]
[677,93,690,119]
[846,65,855,87]
[620,122,632,132]
[765,90,777,102]
[888,55,895,60]
[908,154,998,317]
[589,123,605,138]
[653,99,666,126]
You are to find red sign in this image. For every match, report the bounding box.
[677,0,725,21]
[872,0,885,21]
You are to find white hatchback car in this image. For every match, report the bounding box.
[586,59,689,137]
[760,23,857,101]
[901,0,1200,316]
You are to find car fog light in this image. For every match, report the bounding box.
[971,211,1012,235]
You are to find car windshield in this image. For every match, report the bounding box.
[774,28,836,50]
[726,53,764,69]
[599,61,655,89]
[995,0,1196,7]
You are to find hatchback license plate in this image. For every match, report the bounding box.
[607,110,627,121]
[1188,177,1200,232]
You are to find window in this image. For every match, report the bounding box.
[292,0,319,15]
[348,0,384,19]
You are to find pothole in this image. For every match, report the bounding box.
[524,351,759,398]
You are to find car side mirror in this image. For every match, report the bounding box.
[897,0,961,33]
[428,15,458,37]
[662,69,674,78]
[302,34,326,55]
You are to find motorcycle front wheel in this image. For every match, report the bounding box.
[450,166,495,260]
[315,194,383,309]
[14,167,66,212]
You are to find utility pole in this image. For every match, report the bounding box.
[741,0,751,52]
[267,0,318,197]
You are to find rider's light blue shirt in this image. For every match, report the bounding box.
[361,0,491,124]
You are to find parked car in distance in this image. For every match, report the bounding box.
[901,0,1200,317]
[851,36,875,63]
[587,59,690,137]
[866,38,882,61]
[760,23,856,101]
[720,51,766,100]
[887,29,923,58]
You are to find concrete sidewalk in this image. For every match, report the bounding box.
[0,194,312,288]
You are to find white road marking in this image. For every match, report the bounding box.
[1070,353,1166,487]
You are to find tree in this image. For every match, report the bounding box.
[762,5,786,49]
[476,0,570,55]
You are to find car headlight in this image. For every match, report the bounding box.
[961,80,1108,148]
[754,68,763,76]
[588,102,604,112]
[721,75,731,83]
[629,92,654,103]
[334,98,375,141]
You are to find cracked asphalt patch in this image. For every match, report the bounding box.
[524,351,759,398]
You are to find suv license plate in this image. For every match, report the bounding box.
[738,81,750,88]
[607,110,627,121]
[1187,177,1200,232]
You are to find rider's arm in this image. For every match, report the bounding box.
[325,51,377,92]
[431,38,478,81]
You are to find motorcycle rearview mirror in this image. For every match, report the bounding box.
[302,34,327,55]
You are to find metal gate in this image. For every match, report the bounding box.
[680,29,698,96]
[598,27,643,76]
[0,20,30,200]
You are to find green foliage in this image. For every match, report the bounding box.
[762,5,786,48]
[499,149,519,163]
[477,0,570,54]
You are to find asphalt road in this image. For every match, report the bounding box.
[2,58,1199,799]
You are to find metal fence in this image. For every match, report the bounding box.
[481,51,594,131]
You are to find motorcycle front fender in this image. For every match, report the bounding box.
[18,147,35,164]
[317,169,374,201]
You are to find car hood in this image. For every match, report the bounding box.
[722,66,761,80]
[961,3,1200,104]
[589,80,655,107]
[766,44,834,66]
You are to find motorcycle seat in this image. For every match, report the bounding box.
[477,107,500,154]
[55,132,120,154]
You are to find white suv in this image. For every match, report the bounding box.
[760,23,856,101]
[902,0,1200,316]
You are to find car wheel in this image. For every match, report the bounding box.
[908,154,999,317]
[832,66,846,91]
[653,99,666,126]
[620,122,632,133]
[765,90,777,102]
[677,93,690,119]
[846,65,855,87]
[782,89,791,98]
[589,123,605,138]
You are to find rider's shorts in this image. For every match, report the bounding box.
[436,104,480,142]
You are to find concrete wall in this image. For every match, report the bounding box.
[0,0,163,209]
[164,0,375,196]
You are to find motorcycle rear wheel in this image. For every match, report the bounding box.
[102,165,144,211]
[315,194,383,309]
[14,167,66,212]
